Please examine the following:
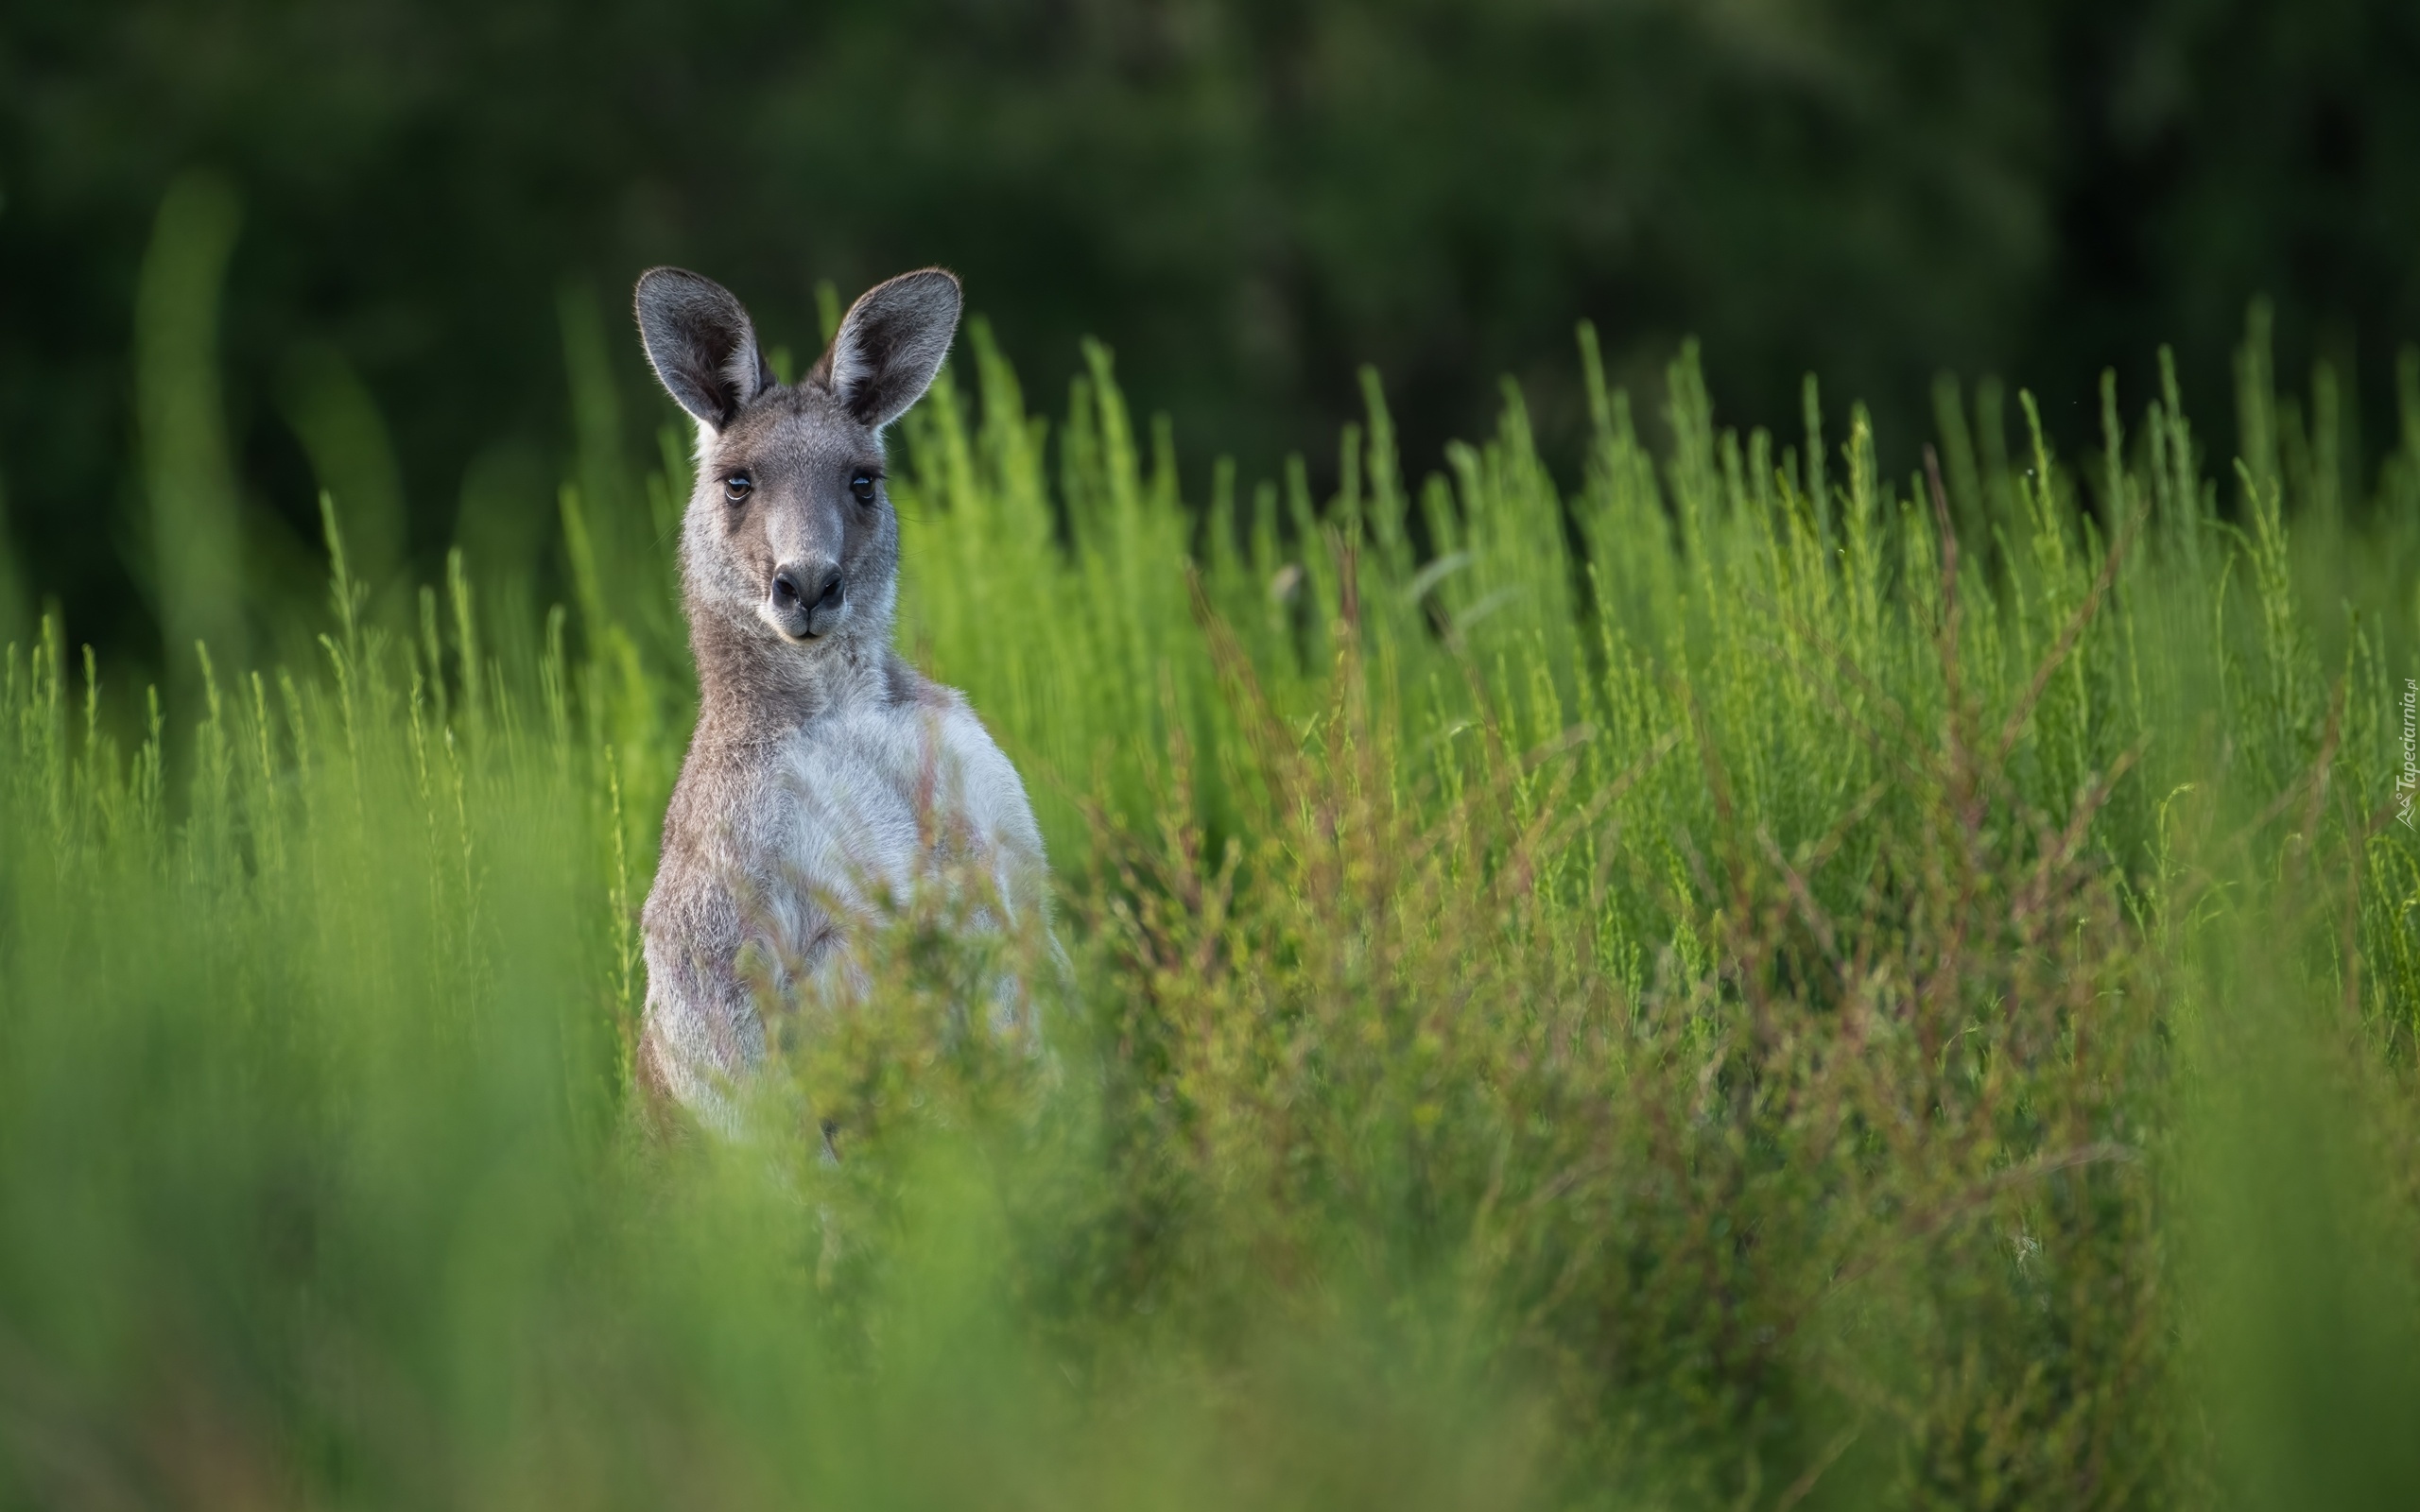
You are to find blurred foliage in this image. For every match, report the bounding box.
[3,0,2418,678]
[8,248,2420,1501]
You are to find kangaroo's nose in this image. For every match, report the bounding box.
[769,562,845,638]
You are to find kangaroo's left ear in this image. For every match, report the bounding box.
[634,267,772,431]
[816,268,962,429]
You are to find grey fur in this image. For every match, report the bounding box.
[633,266,1048,1130]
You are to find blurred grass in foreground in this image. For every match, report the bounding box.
[5,270,2420,1505]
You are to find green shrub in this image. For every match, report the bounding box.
[5,309,2419,1506]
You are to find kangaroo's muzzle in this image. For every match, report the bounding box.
[769,561,845,640]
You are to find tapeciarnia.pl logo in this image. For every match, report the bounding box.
[2399,678,2417,830]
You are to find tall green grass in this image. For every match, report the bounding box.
[5,260,2420,1504]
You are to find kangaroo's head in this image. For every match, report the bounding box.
[634,266,959,677]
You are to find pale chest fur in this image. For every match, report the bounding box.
[639,672,1047,1119]
[744,691,1045,954]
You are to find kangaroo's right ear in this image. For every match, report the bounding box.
[634,268,772,432]
[817,268,962,430]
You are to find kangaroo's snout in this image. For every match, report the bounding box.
[769,560,845,640]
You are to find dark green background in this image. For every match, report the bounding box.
[4,0,2416,668]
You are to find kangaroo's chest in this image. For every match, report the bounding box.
[752,705,959,913]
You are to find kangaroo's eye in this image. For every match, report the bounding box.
[724,472,752,504]
[849,471,878,506]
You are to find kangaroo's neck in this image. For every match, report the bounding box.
[687,609,895,741]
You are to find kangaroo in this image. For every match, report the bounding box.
[632,266,1049,1130]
